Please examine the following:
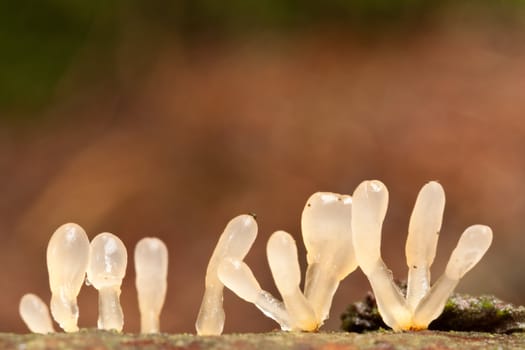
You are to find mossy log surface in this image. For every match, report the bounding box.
[3,330,525,350]
[341,292,525,333]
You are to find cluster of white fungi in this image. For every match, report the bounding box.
[20,180,493,335]
[196,180,492,334]
[19,224,168,334]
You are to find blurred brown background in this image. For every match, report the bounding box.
[1,0,525,334]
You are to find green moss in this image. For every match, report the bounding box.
[341,292,525,333]
[480,297,495,310]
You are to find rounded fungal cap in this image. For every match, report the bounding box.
[351,180,389,273]
[46,223,90,296]
[406,181,446,267]
[301,192,356,277]
[135,237,168,333]
[445,225,493,280]
[87,233,128,289]
[267,231,301,295]
[206,214,258,281]
[135,237,168,288]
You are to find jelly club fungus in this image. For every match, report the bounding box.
[215,192,356,332]
[267,231,317,331]
[46,223,90,332]
[195,214,258,335]
[351,180,493,331]
[86,232,128,332]
[301,192,357,324]
[135,237,168,333]
[19,293,55,334]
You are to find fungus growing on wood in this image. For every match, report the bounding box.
[86,232,128,332]
[19,293,55,334]
[46,223,90,332]
[135,237,168,333]
[267,231,317,331]
[216,192,356,332]
[301,192,357,324]
[405,181,445,312]
[195,214,257,335]
[351,180,492,331]
[217,231,318,332]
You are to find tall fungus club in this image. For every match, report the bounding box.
[86,233,128,332]
[46,223,90,333]
[200,192,358,334]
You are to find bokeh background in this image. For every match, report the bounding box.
[2,0,525,334]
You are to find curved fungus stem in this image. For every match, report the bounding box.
[405,181,445,312]
[218,258,291,330]
[46,223,90,332]
[195,214,257,335]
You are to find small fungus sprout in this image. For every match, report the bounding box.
[135,237,169,333]
[19,293,55,334]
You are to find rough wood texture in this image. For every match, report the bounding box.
[4,330,525,350]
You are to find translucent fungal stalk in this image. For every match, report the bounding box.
[46,223,90,332]
[413,225,493,328]
[301,192,357,324]
[135,237,168,333]
[405,181,445,312]
[218,258,291,330]
[351,180,412,331]
[19,294,55,334]
[196,214,257,335]
[267,231,317,331]
[86,233,128,332]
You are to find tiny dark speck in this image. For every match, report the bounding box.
[248,212,257,219]
[413,265,417,269]
[307,203,311,207]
